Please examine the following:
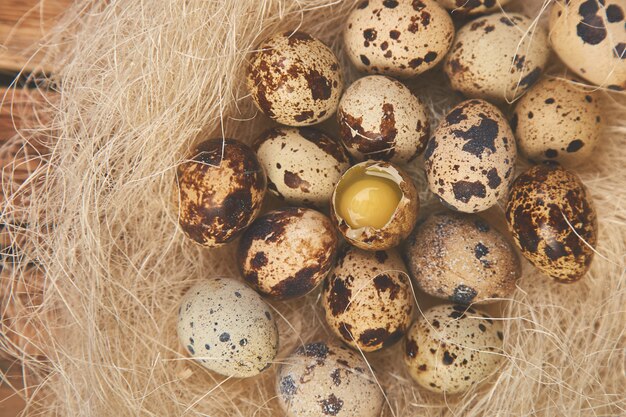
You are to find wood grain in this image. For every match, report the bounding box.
[0,0,73,74]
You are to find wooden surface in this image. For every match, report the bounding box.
[0,360,26,417]
[0,0,72,73]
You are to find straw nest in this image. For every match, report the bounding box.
[1,0,625,416]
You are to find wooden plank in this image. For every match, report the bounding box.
[0,359,26,417]
[0,0,73,73]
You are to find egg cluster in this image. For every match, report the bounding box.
[174,0,613,413]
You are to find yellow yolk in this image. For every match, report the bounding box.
[336,175,402,229]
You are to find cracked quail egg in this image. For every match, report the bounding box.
[404,304,504,394]
[247,31,343,126]
[276,341,384,417]
[322,247,413,351]
[175,138,266,247]
[177,278,279,378]
[331,161,419,251]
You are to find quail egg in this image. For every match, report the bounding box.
[238,207,338,300]
[404,304,504,394]
[337,75,430,165]
[505,163,598,282]
[176,138,266,247]
[247,31,343,126]
[550,0,626,90]
[344,0,455,78]
[254,127,350,207]
[322,247,413,351]
[177,278,279,377]
[277,341,384,417]
[424,99,516,213]
[435,0,511,15]
[404,212,520,304]
[512,78,603,167]
[331,161,419,251]
[444,13,550,102]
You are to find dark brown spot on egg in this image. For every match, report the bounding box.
[330,368,342,386]
[389,30,401,40]
[614,43,626,59]
[519,67,542,88]
[270,265,322,299]
[442,351,455,365]
[452,114,499,158]
[294,110,314,122]
[327,276,352,316]
[373,274,401,300]
[406,338,419,358]
[383,0,399,7]
[279,375,297,399]
[607,4,624,22]
[567,139,584,152]
[450,285,478,304]
[360,55,371,66]
[251,252,268,269]
[452,180,487,203]
[486,168,502,189]
[284,171,311,192]
[320,394,343,416]
[338,322,354,341]
[576,1,607,44]
[304,69,333,101]
[358,328,392,347]
[286,31,313,45]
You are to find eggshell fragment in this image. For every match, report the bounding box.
[254,127,350,207]
[344,0,455,78]
[176,138,266,247]
[512,78,603,167]
[444,13,550,102]
[238,207,338,300]
[424,99,516,213]
[404,304,504,394]
[277,341,384,417]
[247,31,343,126]
[505,163,598,282]
[549,0,626,90]
[177,278,279,378]
[337,75,430,164]
[404,212,520,304]
[322,247,413,351]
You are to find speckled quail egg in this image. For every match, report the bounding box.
[177,278,278,378]
[337,75,430,165]
[404,304,504,394]
[444,13,550,102]
[176,138,266,247]
[322,247,413,351]
[404,212,520,304]
[247,31,343,126]
[277,341,384,417]
[505,163,598,283]
[512,78,603,167]
[550,0,626,90]
[424,99,516,213]
[331,161,419,251]
[435,0,511,15]
[254,127,350,207]
[238,207,338,300]
[344,0,455,78]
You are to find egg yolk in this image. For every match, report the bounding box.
[337,176,402,229]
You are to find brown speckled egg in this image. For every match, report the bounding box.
[277,341,384,417]
[404,304,504,394]
[337,75,430,164]
[322,247,413,351]
[435,0,511,15]
[550,0,626,91]
[444,13,550,102]
[424,100,516,213]
[331,161,419,251]
[404,212,520,304]
[254,127,350,207]
[505,164,598,282]
[176,138,266,247]
[247,31,343,126]
[177,278,278,378]
[512,78,603,167]
[344,0,454,78]
[238,207,338,300]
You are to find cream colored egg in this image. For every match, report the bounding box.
[177,278,278,378]
[254,127,350,207]
[424,99,516,213]
[337,75,430,164]
[436,0,510,15]
[404,304,504,394]
[444,13,550,102]
[404,212,520,304]
[238,207,338,300]
[322,247,413,351]
[550,0,626,90]
[512,78,603,166]
[247,31,343,126]
[344,0,454,78]
[277,341,384,417]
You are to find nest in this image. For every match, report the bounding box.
[1,0,625,416]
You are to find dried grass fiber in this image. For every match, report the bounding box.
[1,0,625,416]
